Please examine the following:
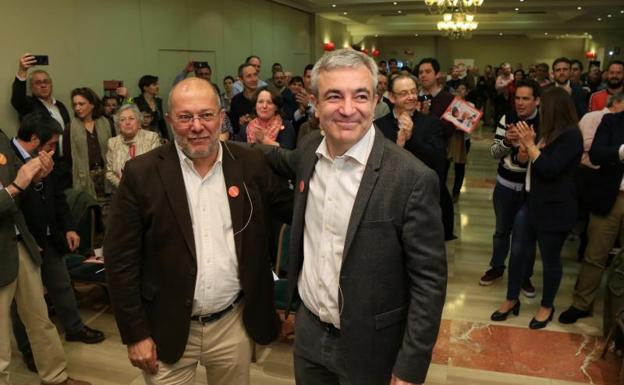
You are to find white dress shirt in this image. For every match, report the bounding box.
[299,126,375,328]
[175,142,241,315]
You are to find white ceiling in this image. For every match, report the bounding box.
[277,0,624,41]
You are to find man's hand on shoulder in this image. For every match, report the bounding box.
[128,337,159,374]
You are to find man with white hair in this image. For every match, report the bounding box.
[263,48,447,385]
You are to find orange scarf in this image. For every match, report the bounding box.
[246,115,284,144]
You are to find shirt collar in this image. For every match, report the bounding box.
[38,96,57,107]
[419,85,442,98]
[11,138,32,161]
[392,109,414,120]
[315,124,375,166]
[175,139,223,175]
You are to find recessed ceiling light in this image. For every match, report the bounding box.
[577,6,582,10]
[515,7,519,11]
[519,0,524,2]
[608,14,612,18]
[414,33,419,37]
[398,10,402,13]
[621,10,624,14]
[499,32,503,36]
[332,4,336,7]
[343,11,348,15]
[597,17,602,21]
[375,34,378,37]
[544,32,548,35]
[393,1,398,5]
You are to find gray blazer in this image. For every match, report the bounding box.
[264,128,447,384]
[0,131,41,288]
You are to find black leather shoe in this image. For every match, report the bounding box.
[22,350,37,373]
[490,301,520,321]
[529,307,554,330]
[65,326,105,344]
[558,306,591,324]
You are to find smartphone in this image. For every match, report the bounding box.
[418,94,432,102]
[193,61,209,70]
[103,80,123,91]
[33,55,49,66]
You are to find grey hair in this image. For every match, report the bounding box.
[607,92,624,108]
[28,69,51,87]
[310,48,378,97]
[113,103,143,128]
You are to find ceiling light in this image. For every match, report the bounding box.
[499,32,503,36]
[519,0,524,2]
[515,7,519,11]
[437,12,478,39]
[343,11,348,15]
[398,10,402,13]
[608,14,612,18]
[332,4,336,7]
[597,17,602,21]
[375,34,378,37]
[621,10,624,14]
[414,33,419,36]
[544,32,548,35]
[393,1,398,4]
[577,6,582,10]
[425,0,484,15]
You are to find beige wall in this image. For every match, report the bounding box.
[375,35,587,72]
[314,16,352,60]
[0,0,313,135]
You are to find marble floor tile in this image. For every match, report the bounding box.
[7,130,623,384]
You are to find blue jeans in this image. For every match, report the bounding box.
[507,204,567,307]
[489,181,534,279]
[11,239,84,352]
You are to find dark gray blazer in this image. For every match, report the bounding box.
[264,128,447,384]
[0,131,41,288]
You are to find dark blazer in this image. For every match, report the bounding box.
[281,88,298,122]
[264,129,447,384]
[586,111,624,216]
[9,140,75,253]
[133,94,169,140]
[11,77,71,126]
[374,110,447,178]
[543,83,588,119]
[527,128,583,233]
[11,77,73,189]
[228,92,254,135]
[0,131,42,288]
[104,141,293,364]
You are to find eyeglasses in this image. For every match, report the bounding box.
[172,112,217,125]
[393,89,418,98]
[32,79,51,86]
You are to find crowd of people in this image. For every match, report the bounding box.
[1,46,623,385]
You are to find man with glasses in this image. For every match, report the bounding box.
[104,77,292,385]
[11,53,72,188]
[375,74,446,198]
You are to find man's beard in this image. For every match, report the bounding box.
[608,78,623,90]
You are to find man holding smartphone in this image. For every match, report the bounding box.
[11,53,72,190]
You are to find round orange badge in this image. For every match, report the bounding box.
[299,180,305,193]
[228,186,240,198]
[0,153,6,166]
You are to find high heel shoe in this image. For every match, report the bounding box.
[490,301,520,321]
[529,307,554,330]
